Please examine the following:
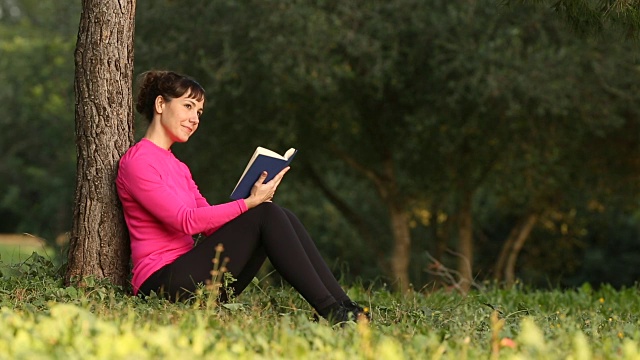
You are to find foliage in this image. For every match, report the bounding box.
[505,0,640,37]
[134,0,640,289]
[0,242,52,266]
[2,253,640,358]
[0,0,79,244]
[1,0,638,290]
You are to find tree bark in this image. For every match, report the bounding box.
[329,145,412,292]
[493,212,538,283]
[457,191,474,293]
[388,202,411,292]
[379,155,412,292]
[302,161,389,271]
[65,0,136,287]
[503,213,538,286]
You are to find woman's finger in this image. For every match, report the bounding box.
[255,171,268,186]
[272,167,289,187]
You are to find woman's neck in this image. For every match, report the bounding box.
[144,122,173,150]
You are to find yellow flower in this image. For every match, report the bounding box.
[599,297,605,304]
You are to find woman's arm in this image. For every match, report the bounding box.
[120,157,247,235]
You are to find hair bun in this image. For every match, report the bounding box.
[134,70,205,122]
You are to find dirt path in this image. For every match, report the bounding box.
[0,234,45,246]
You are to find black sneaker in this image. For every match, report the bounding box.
[327,302,371,325]
[340,300,372,322]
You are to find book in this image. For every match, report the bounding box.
[229,146,298,200]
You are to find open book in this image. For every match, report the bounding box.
[230,146,297,200]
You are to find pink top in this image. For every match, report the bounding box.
[116,138,247,294]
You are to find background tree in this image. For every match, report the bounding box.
[64,0,135,287]
[2,0,637,292]
[132,0,640,292]
[425,1,640,289]
[0,0,79,245]
[505,0,640,36]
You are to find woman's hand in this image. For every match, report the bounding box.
[244,166,290,209]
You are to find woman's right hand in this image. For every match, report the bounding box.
[244,166,290,209]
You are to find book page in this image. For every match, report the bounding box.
[255,146,287,160]
[284,148,296,159]
[234,146,294,191]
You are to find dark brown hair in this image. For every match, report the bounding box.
[135,70,205,122]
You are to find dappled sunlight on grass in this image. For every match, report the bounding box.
[1,250,640,359]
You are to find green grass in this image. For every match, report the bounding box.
[0,242,51,265]
[1,252,640,359]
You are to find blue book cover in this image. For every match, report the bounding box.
[230,147,297,200]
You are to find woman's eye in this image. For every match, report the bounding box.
[185,104,192,109]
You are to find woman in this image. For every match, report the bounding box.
[116,70,369,324]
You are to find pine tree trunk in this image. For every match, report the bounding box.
[65,0,136,288]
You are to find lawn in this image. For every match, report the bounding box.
[0,245,46,265]
[0,234,52,265]
[1,250,639,359]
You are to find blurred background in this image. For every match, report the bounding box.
[0,0,638,290]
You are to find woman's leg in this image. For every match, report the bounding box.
[236,203,340,311]
[138,208,267,302]
[139,203,340,313]
[280,207,350,303]
[278,208,371,323]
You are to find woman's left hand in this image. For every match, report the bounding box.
[244,166,290,209]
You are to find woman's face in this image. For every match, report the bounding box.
[155,91,204,143]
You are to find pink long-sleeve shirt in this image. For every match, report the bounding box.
[116,138,247,294]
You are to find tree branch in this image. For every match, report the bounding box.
[300,159,389,270]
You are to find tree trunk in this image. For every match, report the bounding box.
[503,213,538,286]
[329,146,413,292]
[302,162,389,271]
[377,155,412,292]
[457,191,474,293]
[493,213,538,283]
[65,0,136,288]
[389,203,411,292]
[493,226,516,282]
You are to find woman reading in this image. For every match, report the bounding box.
[116,70,369,325]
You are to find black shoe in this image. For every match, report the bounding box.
[340,300,372,322]
[327,302,371,325]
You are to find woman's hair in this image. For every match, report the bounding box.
[135,70,205,122]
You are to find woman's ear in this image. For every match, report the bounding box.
[154,95,165,114]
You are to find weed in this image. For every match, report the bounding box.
[2,252,640,358]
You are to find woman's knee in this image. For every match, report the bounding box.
[280,206,297,220]
[256,201,280,211]
[279,207,305,229]
[253,202,285,219]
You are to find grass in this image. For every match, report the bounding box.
[0,245,48,265]
[0,235,52,265]
[1,251,640,359]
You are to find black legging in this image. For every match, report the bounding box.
[139,202,349,312]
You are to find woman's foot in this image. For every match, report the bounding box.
[340,300,371,322]
[325,301,371,325]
